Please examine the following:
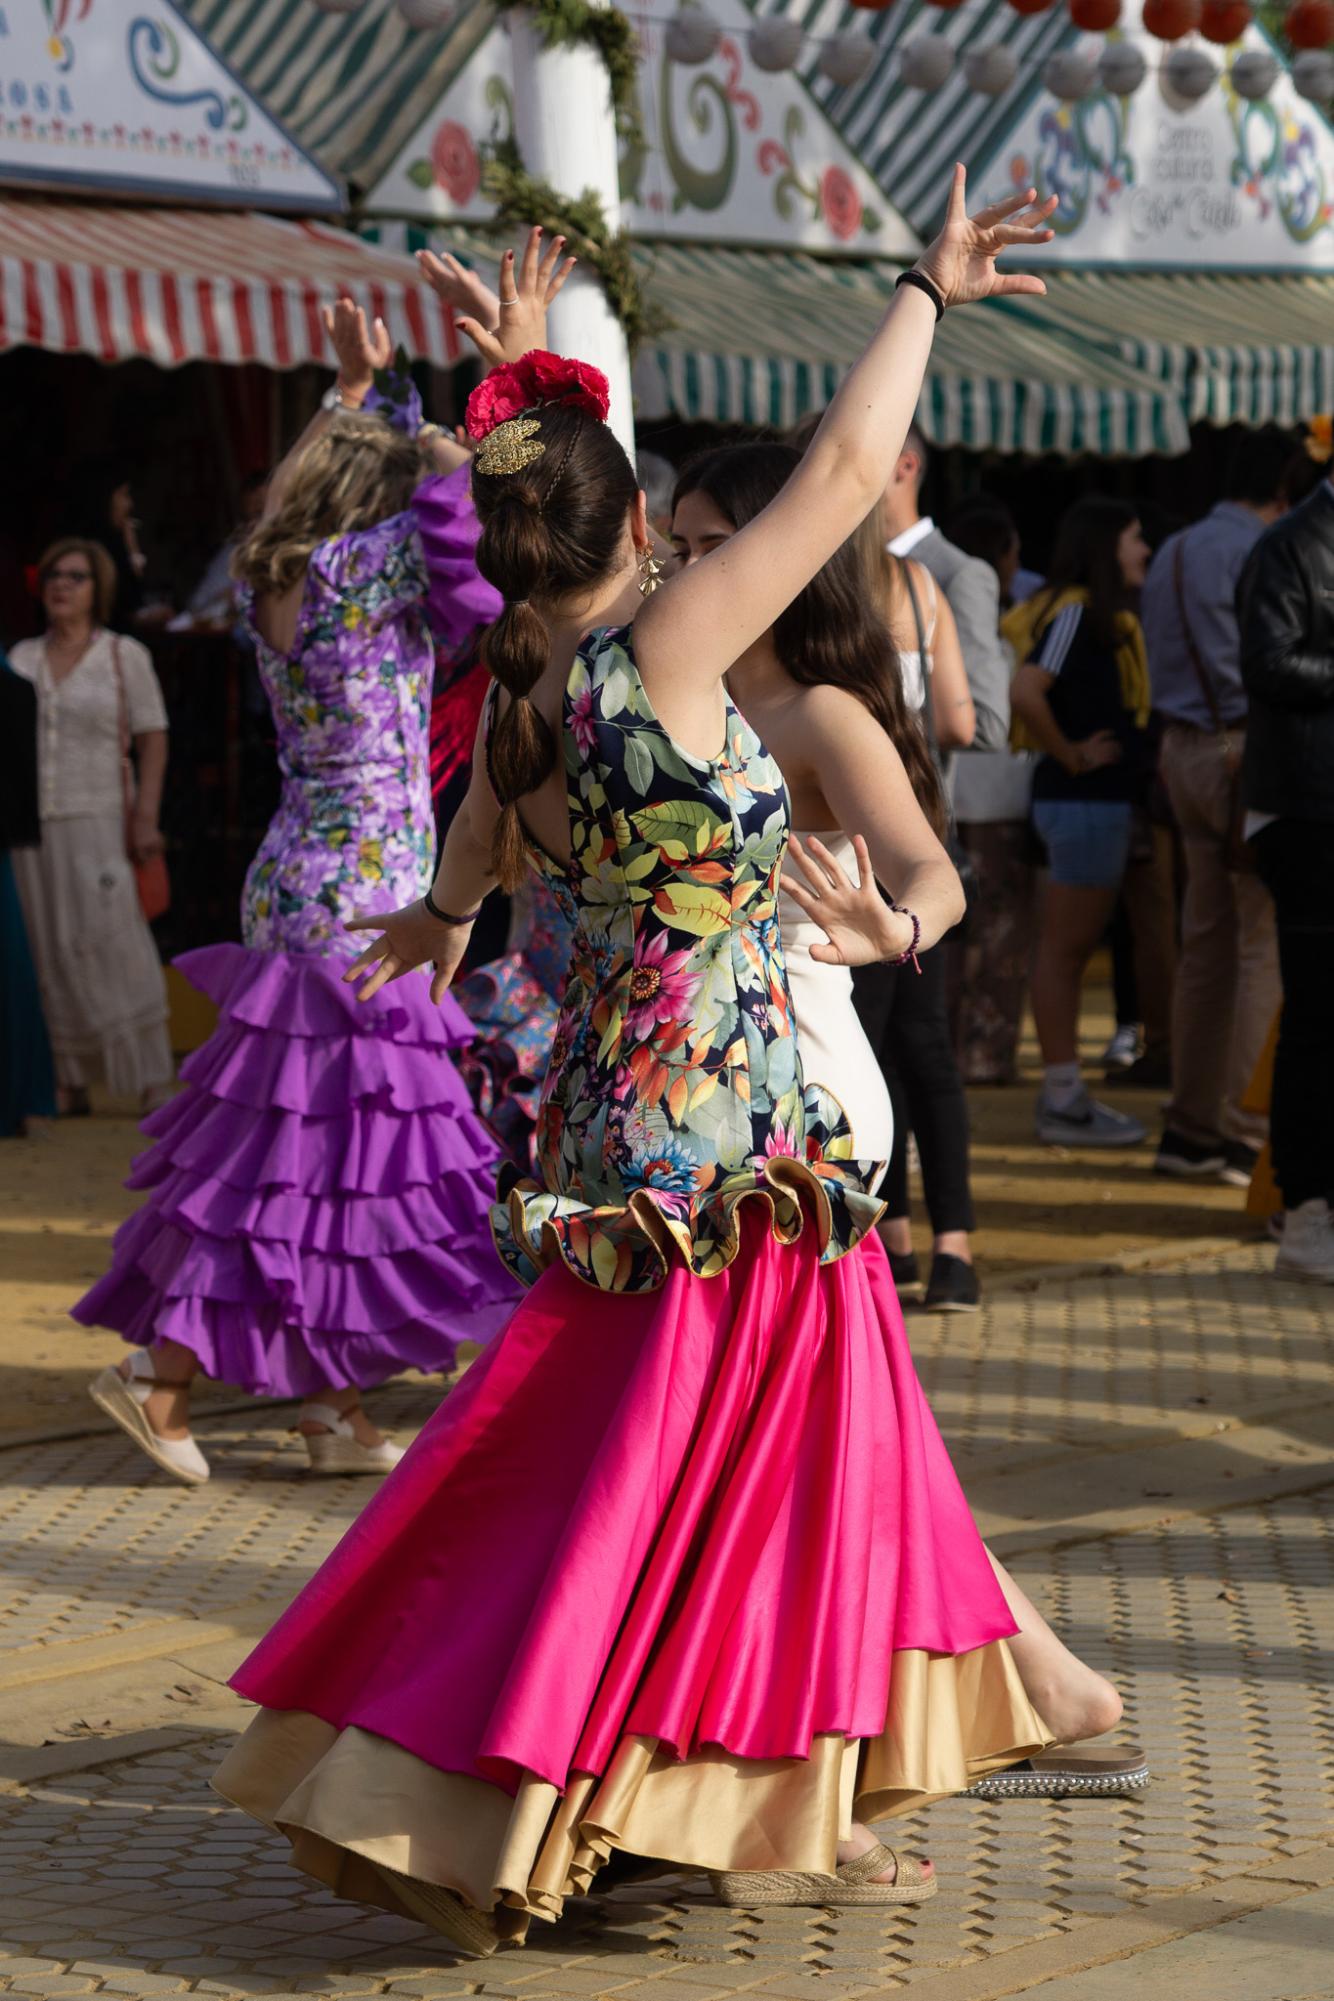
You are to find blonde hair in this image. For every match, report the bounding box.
[234,411,426,596]
[39,537,117,626]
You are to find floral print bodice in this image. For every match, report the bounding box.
[238,512,434,958]
[493,627,882,1293]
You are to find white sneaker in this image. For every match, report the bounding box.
[88,1351,210,1485]
[1275,1200,1334,1285]
[297,1403,405,1475]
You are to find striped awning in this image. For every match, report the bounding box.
[1018,270,1334,431]
[631,245,1189,457]
[0,195,461,370]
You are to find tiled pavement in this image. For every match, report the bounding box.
[1,1244,1333,1998]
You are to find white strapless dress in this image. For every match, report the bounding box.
[779,829,894,1172]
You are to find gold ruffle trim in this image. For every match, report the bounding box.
[214,1643,1051,1941]
[493,1147,887,1296]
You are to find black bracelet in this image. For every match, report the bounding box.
[895,268,945,322]
[423,885,481,926]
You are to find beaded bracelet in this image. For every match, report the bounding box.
[889,902,922,973]
[423,885,482,926]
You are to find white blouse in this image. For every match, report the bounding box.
[9,631,168,822]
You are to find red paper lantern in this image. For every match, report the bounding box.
[1199,0,1251,36]
[1008,0,1054,13]
[1069,0,1121,27]
[1286,0,1334,46]
[1142,0,1201,37]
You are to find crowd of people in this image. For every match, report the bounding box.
[1,169,1330,1951]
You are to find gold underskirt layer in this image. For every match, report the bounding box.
[214,1642,1051,1940]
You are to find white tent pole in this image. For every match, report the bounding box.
[508,6,637,462]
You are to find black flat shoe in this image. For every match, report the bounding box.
[888,1249,920,1292]
[924,1253,980,1313]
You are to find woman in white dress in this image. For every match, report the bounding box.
[9,538,173,1114]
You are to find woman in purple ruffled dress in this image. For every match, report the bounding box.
[75,290,558,1485]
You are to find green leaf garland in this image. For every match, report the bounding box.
[482,137,668,353]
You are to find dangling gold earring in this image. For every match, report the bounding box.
[637,547,663,598]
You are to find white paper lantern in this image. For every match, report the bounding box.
[963,45,1018,97]
[1098,41,1148,96]
[748,20,805,73]
[1044,50,1098,101]
[819,31,877,88]
[897,34,954,92]
[396,0,454,25]
[665,6,723,65]
[1293,48,1334,102]
[1230,49,1278,100]
[1162,44,1216,103]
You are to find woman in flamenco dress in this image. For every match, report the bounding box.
[216,182,1076,1945]
[74,290,560,1485]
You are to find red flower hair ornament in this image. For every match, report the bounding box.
[465,350,610,452]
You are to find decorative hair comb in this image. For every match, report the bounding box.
[475,416,546,476]
[466,349,610,449]
[363,344,425,438]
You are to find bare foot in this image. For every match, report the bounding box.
[117,1359,194,1443]
[836,1822,933,1884]
[1026,1660,1123,1746]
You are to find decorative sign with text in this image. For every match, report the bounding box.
[0,0,341,210]
[978,23,1334,269]
[367,0,913,256]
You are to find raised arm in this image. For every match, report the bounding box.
[633,171,1055,705]
[262,297,392,519]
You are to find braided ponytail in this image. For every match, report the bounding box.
[471,400,639,890]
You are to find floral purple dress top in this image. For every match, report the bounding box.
[239,512,435,957]
[494,627,884,1294]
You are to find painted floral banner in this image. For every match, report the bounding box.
[369,0,913,257]
[0,0,340,210]
[978,23,1334,270]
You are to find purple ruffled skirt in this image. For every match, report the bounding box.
[72,944,522,1398]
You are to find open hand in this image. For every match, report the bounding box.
[915,166,1058,310]
[416,247,502,335]
[321,293,392,400]
[781,834,911,968]
[438,227,576,370]
[344,900,473,1007]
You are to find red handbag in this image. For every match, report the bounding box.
[111,637,171,922]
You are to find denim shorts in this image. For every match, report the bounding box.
[1031,799,1134,890]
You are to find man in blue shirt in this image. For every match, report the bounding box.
[1141,427,1297,1187]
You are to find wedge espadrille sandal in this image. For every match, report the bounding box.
[375,1864,501,1957]
[710,1840,938,1908]
[965,1744,1150,1802]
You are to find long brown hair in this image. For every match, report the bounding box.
[670,443,946,836]
[234,412,427,597]
[470,402,638,890]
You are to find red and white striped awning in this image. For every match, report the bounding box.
[0,196,461,371]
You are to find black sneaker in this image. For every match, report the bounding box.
[1220,1139,1261,1190]
[1114,1045,1173,1090]
[888,1249,921,1293]
[925,1253,981,1313]
[1155,1129,1226,1179]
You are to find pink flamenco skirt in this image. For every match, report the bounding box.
[72,943,521,1397]
[215,1206,1050,1937]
